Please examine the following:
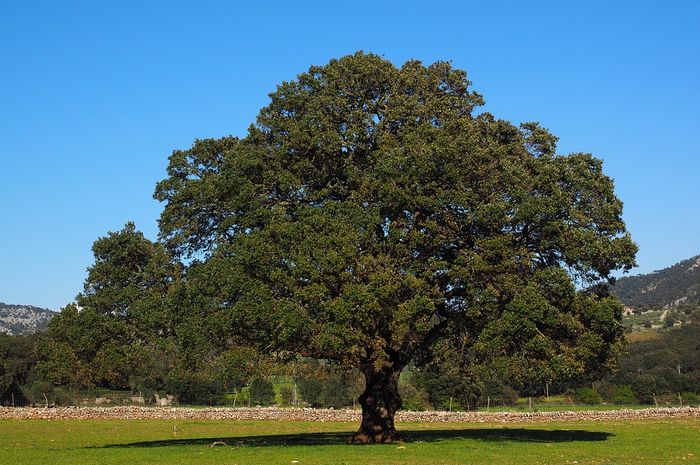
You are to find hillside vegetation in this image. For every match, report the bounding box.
[613,255,700,310]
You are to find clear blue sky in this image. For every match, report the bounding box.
[1,1,698,310]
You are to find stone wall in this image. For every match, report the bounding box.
[1,406,699,422]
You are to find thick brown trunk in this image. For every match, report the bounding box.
[349,367,402,444]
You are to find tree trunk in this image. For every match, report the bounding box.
[349,366,402,444]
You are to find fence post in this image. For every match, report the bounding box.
[449,396,453,412]
[678,393,683,407]
[11,392,14,408]
[487,396,490,412]
[43,393,48,408]
[653,393,658,408]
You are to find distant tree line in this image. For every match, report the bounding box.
[3,307,700,408]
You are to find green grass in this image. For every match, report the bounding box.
[1,418,698,465]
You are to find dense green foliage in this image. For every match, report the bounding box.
[35,223,179,390]
[293,360,363,408]
[153,52,635,423]
[0,334,37,403]
[610,310,700,401]
[8,54,643,425]
[5,312,700,407]
[30,225,280,404]
[249,378,276,406]
[411,365,518,410]
[575,387,603,405]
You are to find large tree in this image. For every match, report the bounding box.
[155,52,637,442]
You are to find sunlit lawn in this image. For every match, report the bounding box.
[1,417,698,465]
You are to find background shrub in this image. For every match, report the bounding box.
[249,379,275,406]
[279,385,294,406]
[680,392,700,406]
[611,385,637,404]
[575,387,603,405]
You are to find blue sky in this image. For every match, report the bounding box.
[1,1,698,310]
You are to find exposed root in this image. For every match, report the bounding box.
[347,430,401,444]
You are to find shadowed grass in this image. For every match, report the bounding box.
[98,427,612,448]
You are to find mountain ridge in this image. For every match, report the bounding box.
[0,302,56,336]
[612,254,700,309]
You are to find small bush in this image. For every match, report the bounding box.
[237,387,250,406]
[129,376,159,404]
[439,397,462,411]
[52,387,74,406]
[400,383,431,411]
[249,379,275,406]
[498,386,520,407]
[592,381,615,402]
[680,392,700,407]
[479,379,518,408]
[279,385,294,406]
[664,315,675,327]
[165,379,225,405]
[295,368,359,409]
[631,374,657,404]
[21,381,54,406]
[19,382,76,406]
[575,387,602,405]
[611,385,637,404]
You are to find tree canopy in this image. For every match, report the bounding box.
[37,223,179,389]
[153,52,637,442]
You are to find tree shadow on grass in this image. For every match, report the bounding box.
[97,428,613,449]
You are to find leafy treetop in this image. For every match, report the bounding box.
[154,52,637,442]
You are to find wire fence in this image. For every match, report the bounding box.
[2,386,698,411]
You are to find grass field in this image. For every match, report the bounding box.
[1,418,698,465]
[625,329,662,343]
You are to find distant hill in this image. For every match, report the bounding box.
[0,302,56,335]
[612,254,700,309]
